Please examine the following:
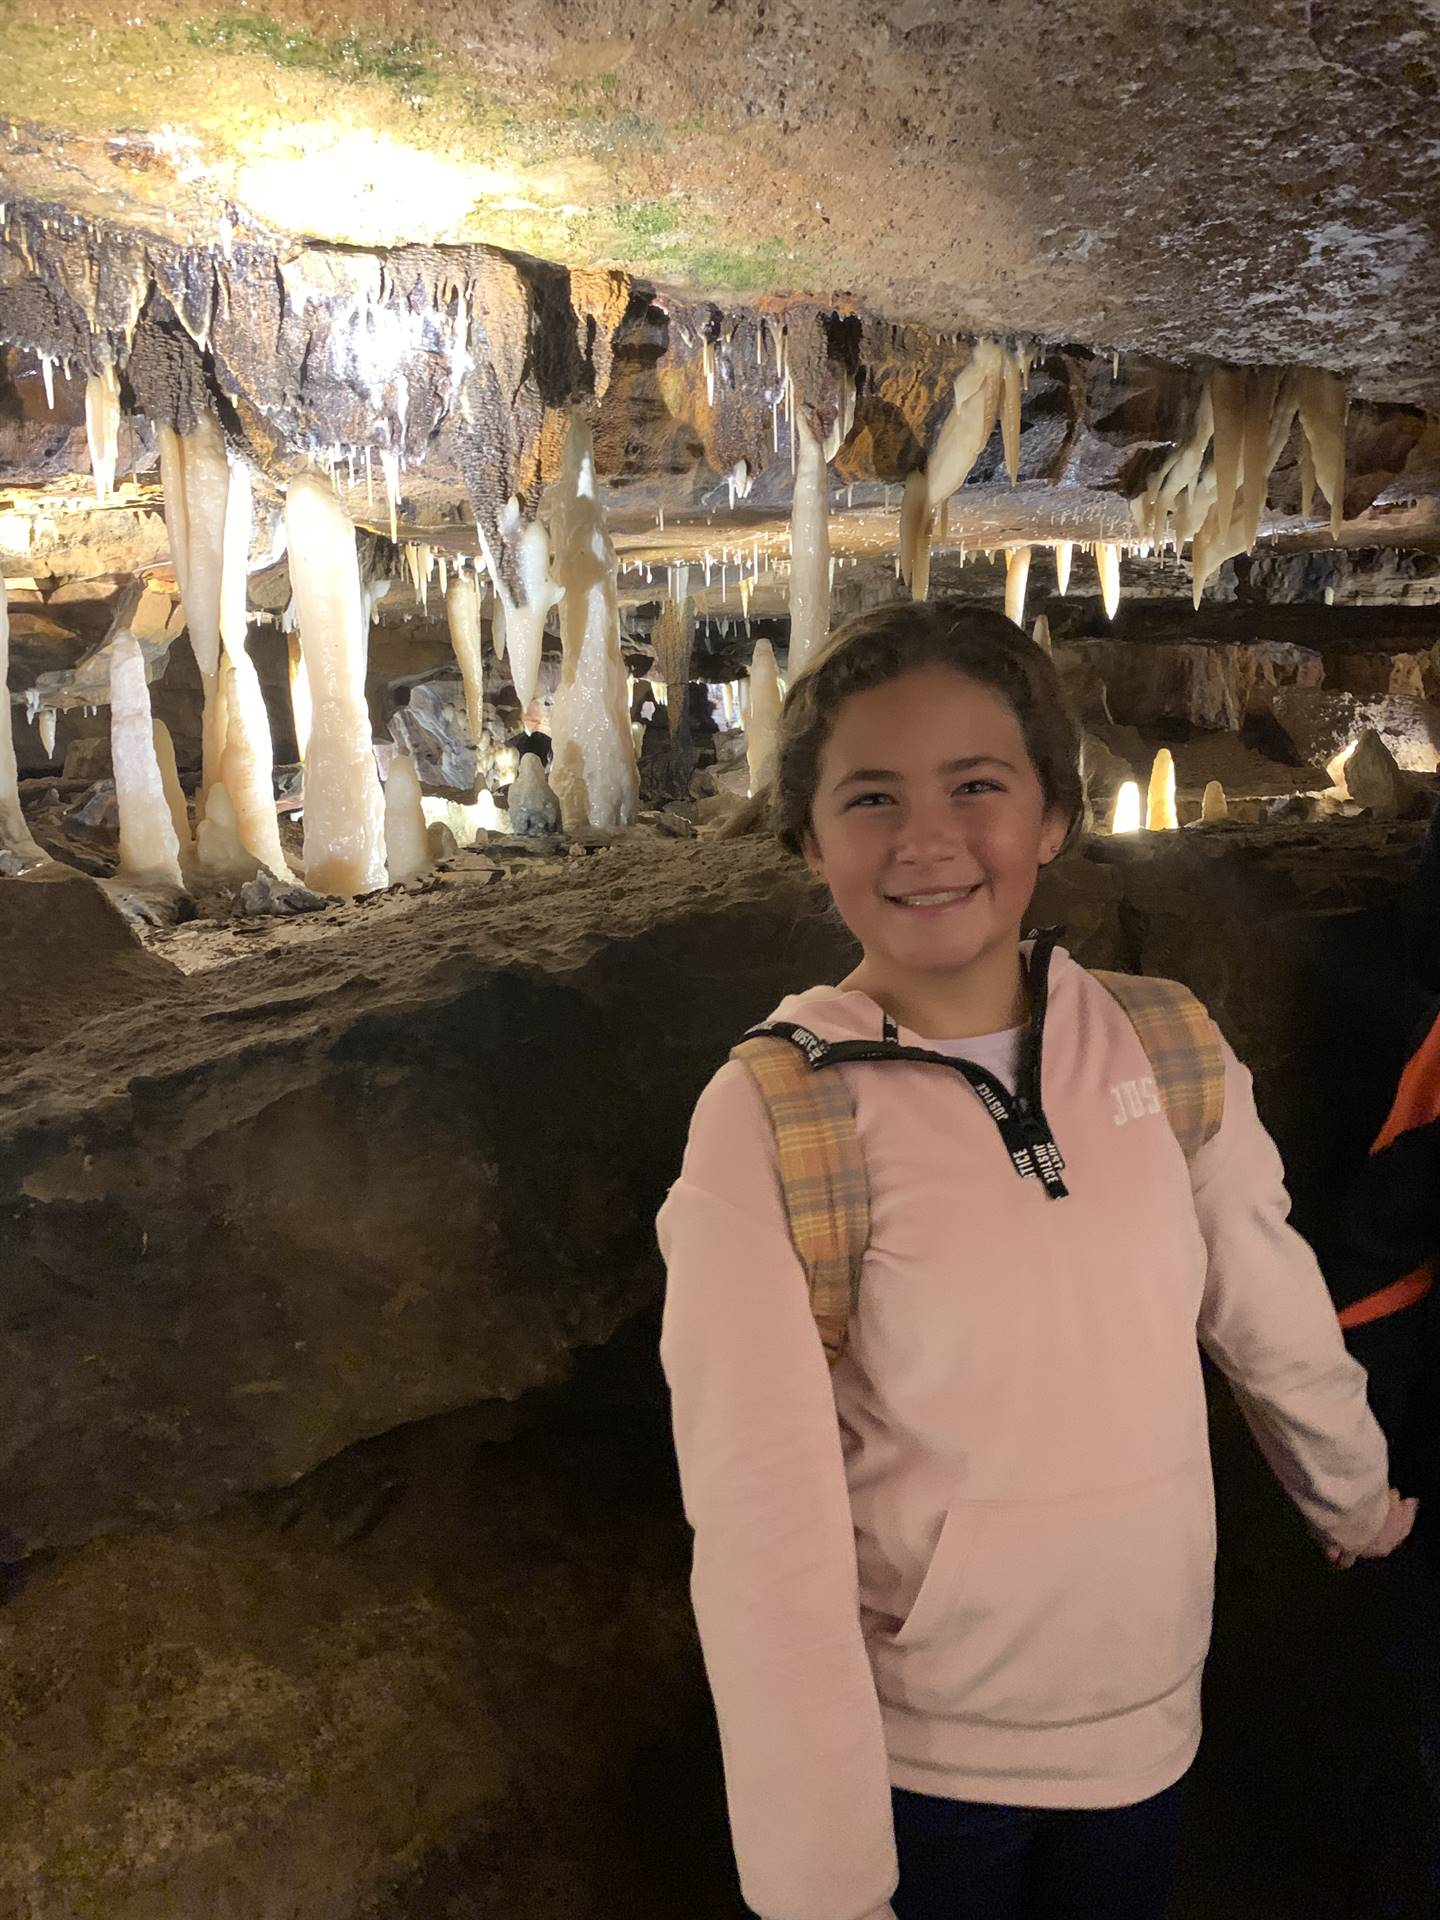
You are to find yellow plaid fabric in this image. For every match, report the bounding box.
[1091,971,1226,1159]
[731,1035,869,1366]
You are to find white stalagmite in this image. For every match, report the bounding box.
[383,749,430,883]
[445,573,486,741]
[152,719,193,856]
[110,632,183,887]
[1110,781,1141,834]
[285,473,388,895]
[1146,748,1178,830]
[1095,542,1122,622]
[1004,547,1031,628]
[0,585,47,867]
[788,409,830,674]
[1054,540,1073,597]
[287,632,312,762]
[747,637,783,794]
[195,780,257,880]
[218,454,292,879]
[159,414,230,802]
[547,414,639,833]
[480,500,562,712]
[85,364,121,503]
[1201,779,1228,821]
[1032,614,1053,656]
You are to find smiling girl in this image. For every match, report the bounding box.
[658,602,1411,1920]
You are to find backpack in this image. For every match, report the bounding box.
[730,964,1225,1367]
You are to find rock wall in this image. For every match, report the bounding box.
[0,821,1431,1559]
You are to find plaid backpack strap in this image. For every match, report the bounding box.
[730,1034,870,1366]
[1090,971,1226,1160]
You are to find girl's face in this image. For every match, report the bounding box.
[804,664,1068,997]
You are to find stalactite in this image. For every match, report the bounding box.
[747,637,783,795]
[789,410,830,674]
[1000,348,1024,484]
[1004,546,1031,628]
[547,414,639,834]
[1146,748,1178,830]
[1296,368,1349,538]
[899,339,1006,602]
[0,584,47,868]
[158,415,229,805]
[650,597,693,737]
[285,473,388,895]
[218,453,291,880]
[1095,542,1121,622]
[1054,540,1073,597]
[36,707,56,758]
[383,749,430,883]
[445,573,486,743]
[479,499,562,713]
[110,632,183,887]
[84,364,120,503]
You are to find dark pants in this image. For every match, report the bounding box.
[891,1777,1186,1920]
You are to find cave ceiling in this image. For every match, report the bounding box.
[1,0,1440,613]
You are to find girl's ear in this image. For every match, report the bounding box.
[801,826,826,882]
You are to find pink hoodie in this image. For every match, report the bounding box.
[658,948,1390,1920]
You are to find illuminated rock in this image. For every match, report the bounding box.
[1344,728,1404,816]
[1146,748,1178,830]
[109,632,183,888]
[1201,779,1229,821]
[1111,781,1142,834]
[548,415,639,833]
[285,473,388,896]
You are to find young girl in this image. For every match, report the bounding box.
[658,602,1414,1920]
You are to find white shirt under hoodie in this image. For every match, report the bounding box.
[657,947,1390,1920]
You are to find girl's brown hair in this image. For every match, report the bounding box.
[771,601,1083,857]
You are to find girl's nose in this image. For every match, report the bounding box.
[894,801,964,862]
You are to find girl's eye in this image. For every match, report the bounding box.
[954,779,1003,797]
[844,790,895,810]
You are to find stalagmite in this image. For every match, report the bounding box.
[195,781,257,880]
[1200,779,1228,821]
[1054,540,1073,597]
[85,364,120,502]
[287,632,312,762]
[152,719,192,856]
[1146,748,1178,830]
[1004,547,1031,628]
[1032,615,1052,656]
[285,473,388,895]
[218,454,292,880]
[109,632,183,888]
[1095,542,1121,622]
[479,499,562,712]
[445,573,486,742]
[1110,781,1142,834]
[789,410,830,674]
[383,749,430,883]
[547,415,639,833]
[0,584,47,867]
[508,751,562,836]
[159,414,230,802]
[1296,368,1349,538]
[747,638,783,794]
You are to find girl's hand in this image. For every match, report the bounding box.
[1325,1488,1418,1569]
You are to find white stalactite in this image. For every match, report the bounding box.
[898,339,1008,602]
[0,585,47,867]
[1296,368,1349,539]
[110,632,183,887]
[159,415,230,804]
[1054,540,1073,597]
[547,414,639,833]
[445,573,486,742]
[788,409,830,675]
[1095,542,1121,622]
[747,637,783,794]
[37,707,56,758]
[285,473,388,895]
[218,454,292,879]
[480,499,562,712]
[383,749,430,883]
[1004,546,1031,628]
[85,365,120,502]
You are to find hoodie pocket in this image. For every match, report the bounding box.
[876,1460,1216,1727]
